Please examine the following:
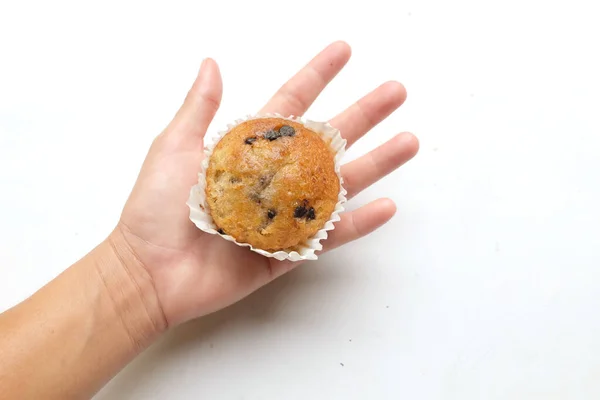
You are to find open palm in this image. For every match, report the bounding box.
[117,41,419,326]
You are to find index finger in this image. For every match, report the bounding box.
[259,41,351,117]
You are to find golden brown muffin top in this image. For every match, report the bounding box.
[205,117,340,252]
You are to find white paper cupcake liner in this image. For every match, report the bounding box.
[186,113,347,261]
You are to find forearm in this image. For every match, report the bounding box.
[0,230,167,400]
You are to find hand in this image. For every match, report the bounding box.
[115,41,419,327]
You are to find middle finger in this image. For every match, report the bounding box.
[329,81,407,148]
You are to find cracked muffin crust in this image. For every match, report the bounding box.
[205,117,340,252]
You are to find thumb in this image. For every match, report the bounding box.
[169,58,223,142]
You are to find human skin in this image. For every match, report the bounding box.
[0,41,419,399]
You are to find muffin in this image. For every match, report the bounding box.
[205,117,340,252]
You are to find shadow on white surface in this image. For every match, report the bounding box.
[95,253,355,399]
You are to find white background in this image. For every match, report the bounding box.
[1,0,599,398]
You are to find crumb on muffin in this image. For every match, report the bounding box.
[205,117,340,252]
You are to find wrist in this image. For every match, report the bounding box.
[0,229,169,399]
[93,229,168,349]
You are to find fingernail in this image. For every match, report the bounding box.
[198,58,212,87]
[199,58,208,74]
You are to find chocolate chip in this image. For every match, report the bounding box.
[306,207,316,220]
[264,129,281,141]
[244,137,257,145]
[267,209,277,219]
[279,125,295,137]
[217,228,225,235]
[294,206,308,218]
